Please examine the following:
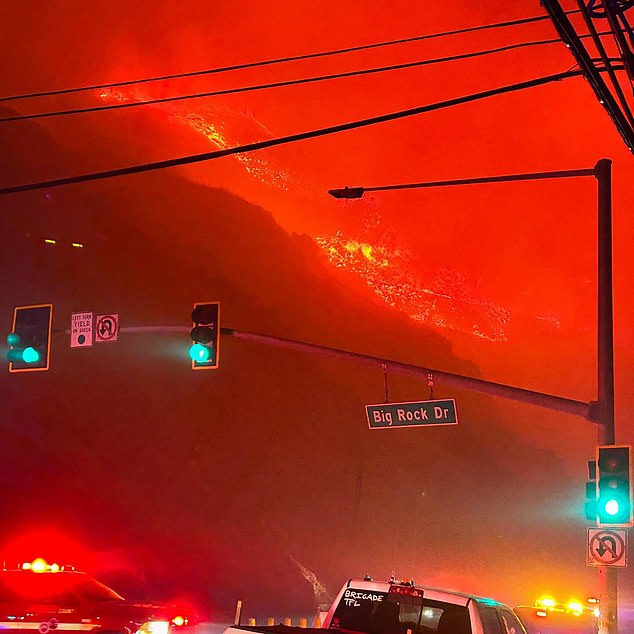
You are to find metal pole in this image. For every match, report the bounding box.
[54,324,594,419]
[234,599,243,626]
[595,158,617,634]
[596,159,615,441]
[330,160,620,632]
[228,329,592,419]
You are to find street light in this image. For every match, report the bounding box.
[329,159,618,633]
[328,187,365,199]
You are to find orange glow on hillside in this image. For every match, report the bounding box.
[315,232,511,341]
[99,88,294,190]
[97,89,546,343]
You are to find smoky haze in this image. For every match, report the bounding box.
[0,111,618,615]
[2,0,634,623]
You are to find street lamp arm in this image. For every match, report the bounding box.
[328,167,597,198]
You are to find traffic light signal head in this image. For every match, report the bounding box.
[7,304,53,372]
[190,302,219,370]
[584,459,597,521]
[596,445,632,527]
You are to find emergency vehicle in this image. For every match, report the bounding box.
[514,598,599,634]
[0,559,195,634]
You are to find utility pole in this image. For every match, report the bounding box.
[330,158,620,633]
[595,158,617,634]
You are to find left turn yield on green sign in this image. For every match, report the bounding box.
[71,312,93,347]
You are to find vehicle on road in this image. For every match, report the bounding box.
[514,604,597,633]
[224,576,526,634]
[0,559,196,634]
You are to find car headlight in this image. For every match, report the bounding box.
[136,621,170,634]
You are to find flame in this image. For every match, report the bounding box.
[99,88,294,190]
[171,109,294,189]
[315,232,511,342]
[97,88,525,342]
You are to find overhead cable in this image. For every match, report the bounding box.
[0,37,564,123]
[0,12,572,104]
[0,69,582,197]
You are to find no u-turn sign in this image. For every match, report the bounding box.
[95,314,119,342]
[587,528,627,567]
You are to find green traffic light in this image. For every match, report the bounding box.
[604,499,620,516]
[22,346,40,364]
[597,493,629,523]
[189,343,211,363]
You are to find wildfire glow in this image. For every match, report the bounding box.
[99,88,293,190]
[172,109,293,189]
[315,232,511,342]
[97,88,520,342]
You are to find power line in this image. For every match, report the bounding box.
[0,12,567,104]
[0,37,563,124]
[0,69,581,197]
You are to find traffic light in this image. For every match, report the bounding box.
[584,459,597,521]
[7,304,53,373]
[596,445,632,527]
[189,301,219,370]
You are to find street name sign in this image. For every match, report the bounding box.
[365,399,457,429]
[587,528,627,567]
[71,312,93,348]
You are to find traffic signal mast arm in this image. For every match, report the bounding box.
[90,324,595,422]
[228,329,593,421]
[99,326,596,423]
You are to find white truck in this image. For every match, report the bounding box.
[224,576,527,634]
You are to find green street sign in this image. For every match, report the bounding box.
[365,399,457,429]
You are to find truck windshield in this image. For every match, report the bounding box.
[330,589,471,634]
